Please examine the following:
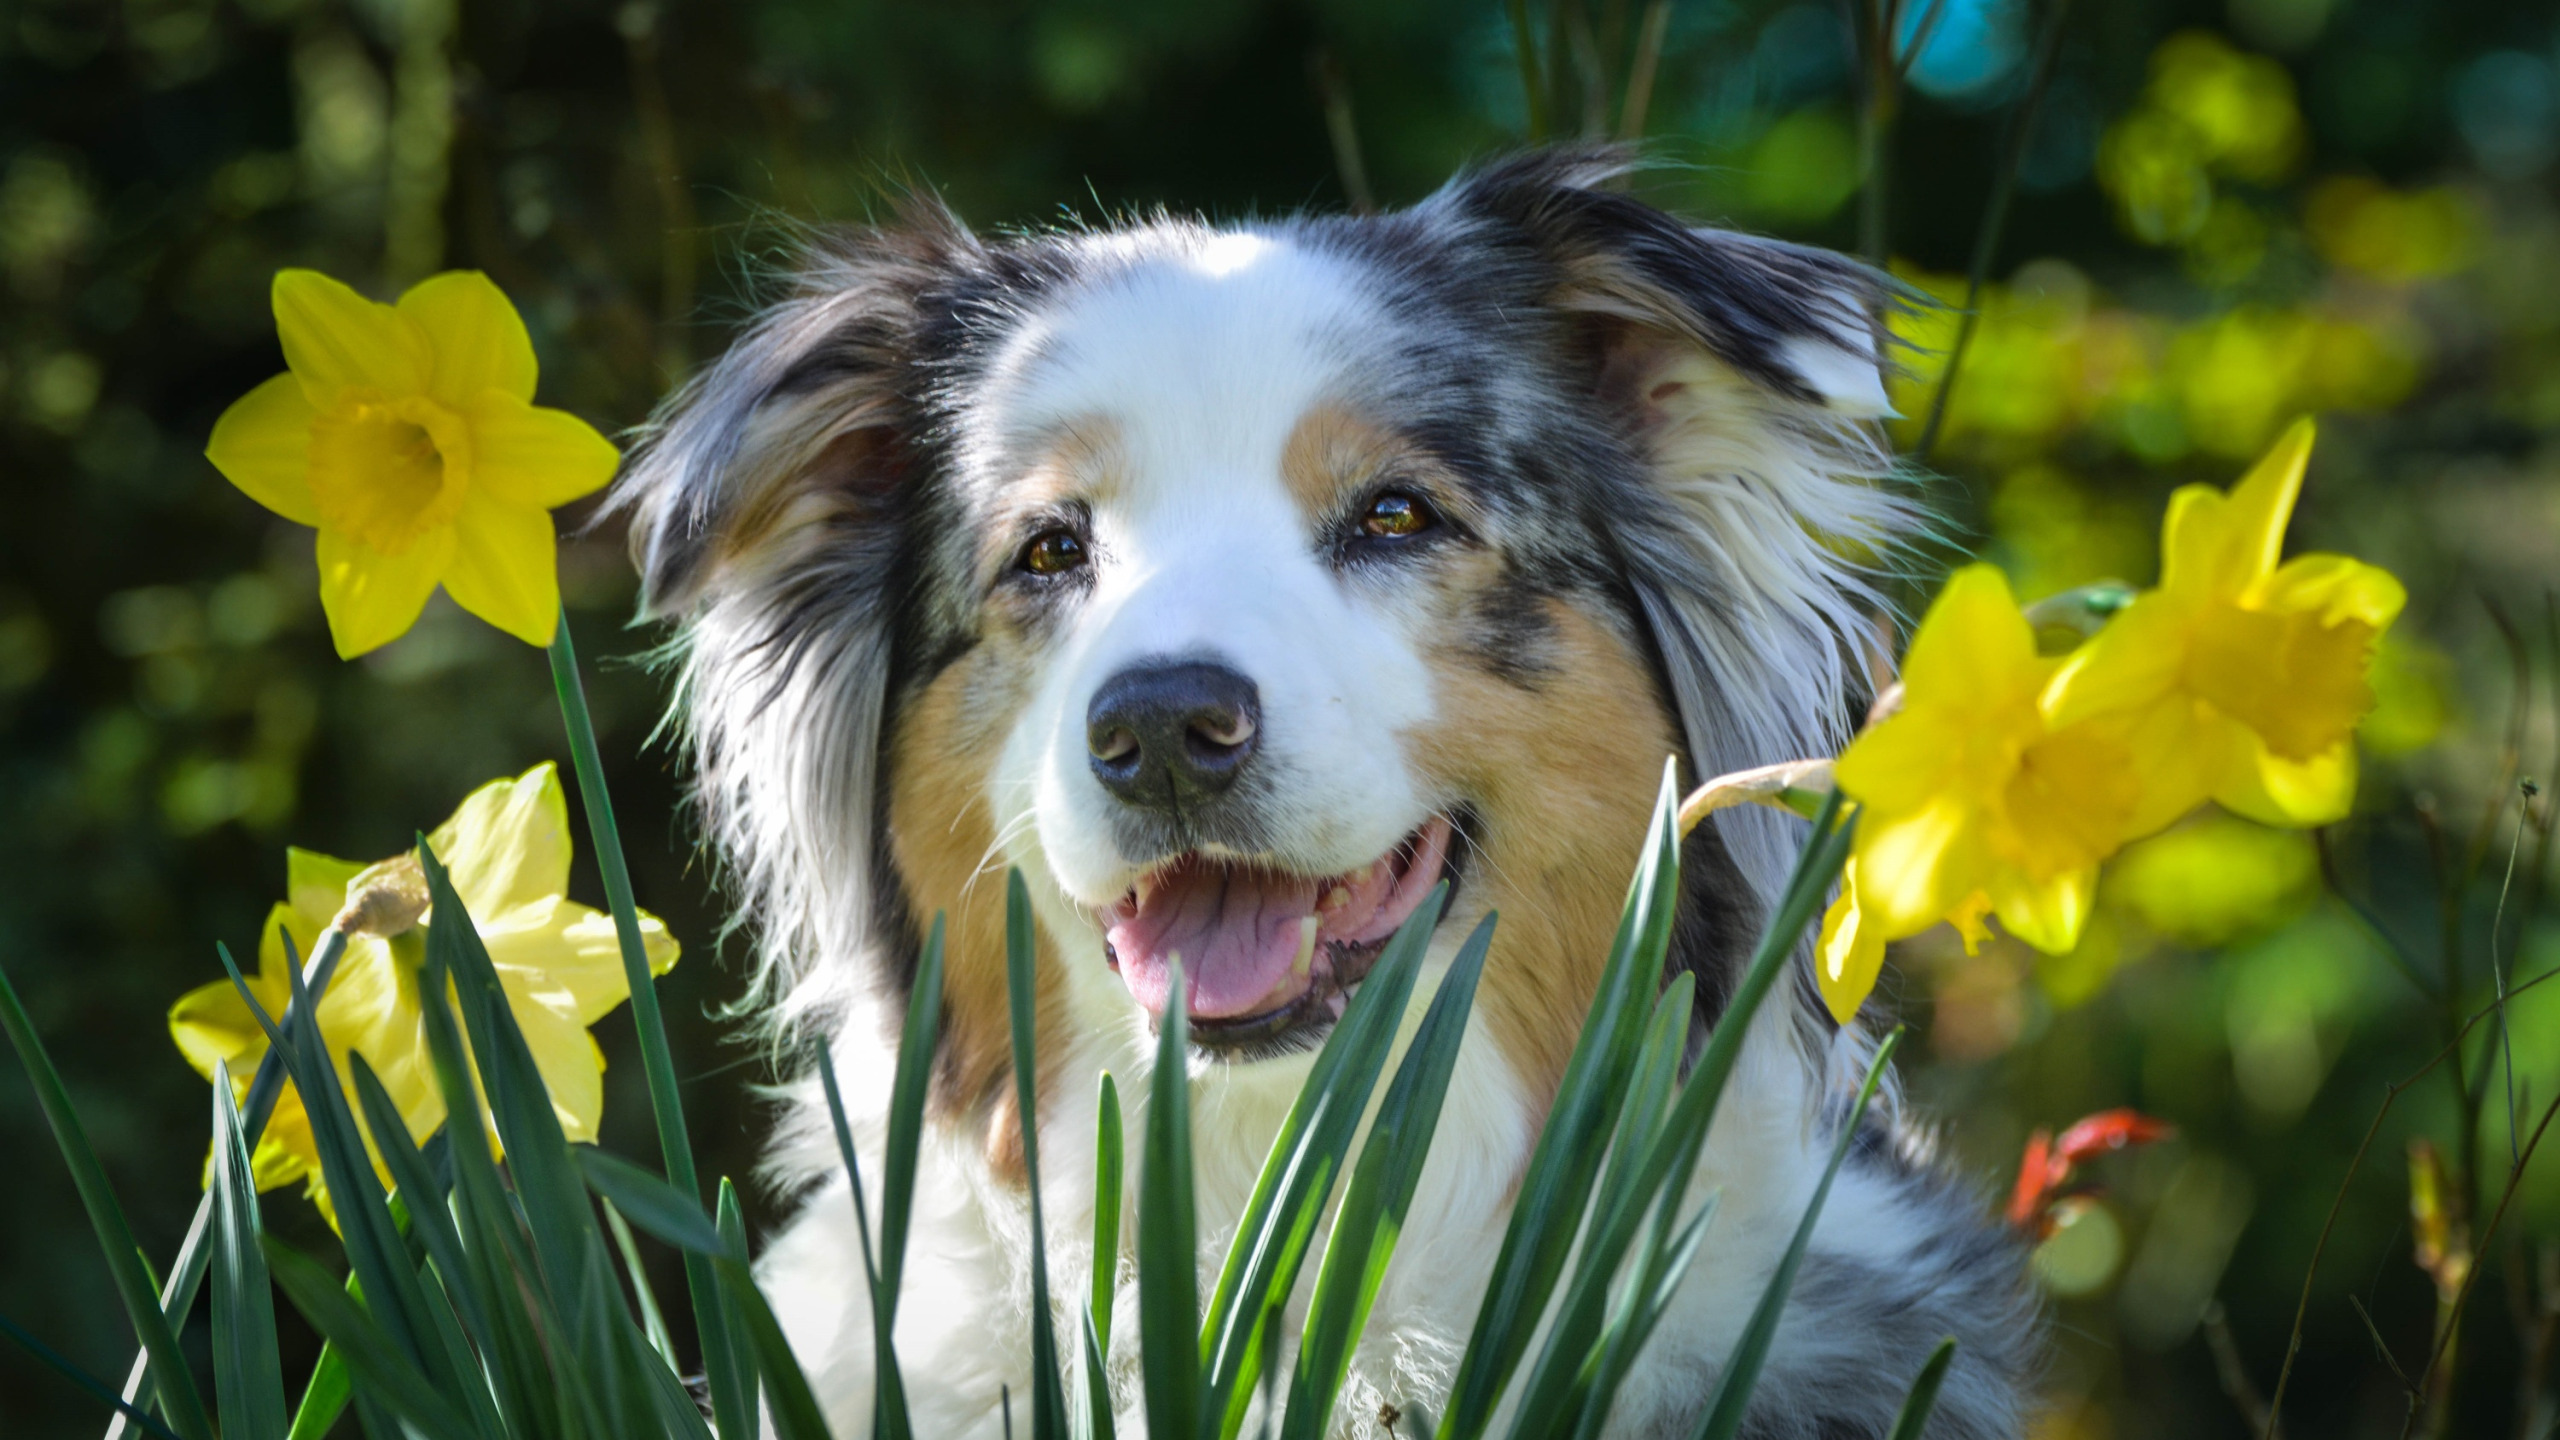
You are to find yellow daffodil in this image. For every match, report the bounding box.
[206,270,620,658]
[1817,566,2143,1021]
[168,764,676,1218]
[2045,418,2405,831]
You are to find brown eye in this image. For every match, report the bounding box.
[1020,528,1087,576]
[1361,491,1435,538]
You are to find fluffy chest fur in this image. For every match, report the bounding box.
[616,148,2037,1439]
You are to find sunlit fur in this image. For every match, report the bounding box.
[615,149,2037,1439]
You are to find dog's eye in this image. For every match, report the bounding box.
[1361,491,1435,539]
[1020,528,1087,577]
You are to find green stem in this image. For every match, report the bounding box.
[1913,0,2075,462]
[545,609,738,1409]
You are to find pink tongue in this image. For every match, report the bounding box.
[1109,866,1316,1019]
[1107,856,1403,1019]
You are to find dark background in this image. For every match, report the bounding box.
[3,0,2557,1435]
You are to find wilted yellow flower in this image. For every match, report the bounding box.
[2045,419,2405,832]
[168,764,677,1217]
[1816,566,2142,1021]
[206,270,619,658]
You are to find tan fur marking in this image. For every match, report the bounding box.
[978,417,1126,576]
[1407,580,1681,1105]
[1279,402,1445,523]
[884,645,1064,1182]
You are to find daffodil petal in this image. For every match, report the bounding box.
[442,499,560,647]
[504,993,606,1144]
[1898,565,2041,704]
[286,848,365,929]
[2219,417,2314,586]
[398,271,538,406]
[427,764,574,917]
[2041,595,2191,728]
[467,393,622,510]
[316,524,453,659]
[206,373,321,525]
[2111,699,2223,840]
[1853,798,1978,936]
[1989,863,2095,955]
[485,901,680,1025]
[2218,732,2358,828]
[1835,708,1960,815]
[274,269,430,403]
[254,899,329,998]
[1816,880,1887,1026]
[169,974,275,1079]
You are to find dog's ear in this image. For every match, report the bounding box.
[617,206,977,617]
[610,205,978,1036]
[1445,146,1896,421]
[1441,148,1914,907]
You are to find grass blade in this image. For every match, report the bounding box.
[1281,912,1496,1440]
[1690,1029,1906,1440]
[548,614,738,1415]
[1200,884,1451,1439]
[116,927,351,1440]
[872,911,945,1440]
[603,1199,678,1368]
[1077,1310,1118,1440]
[210,1060,290,1440]
[1091,1071,1124,1364]
[718,1179,766,1440]
[577,1148,726,1256]
[1569,1192,1720,1440]
[1437,763,1687,1440]
[0,955,217,1440]
[282,1345,348,1440]
[234,936,446,1383]
[0,1309,187,1440]
[815,1046,910,1440]
[1886,1338,1958,1440]
[1139,963,1197,1440]
[1502,971,1698,1440]
[1006,870,1073,1440]
[261,1237,477,1440]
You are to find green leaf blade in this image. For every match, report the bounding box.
[210,1060,291,1440]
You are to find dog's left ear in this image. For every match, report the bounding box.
[1439,148,1912,902]
[1444,146,1896,420]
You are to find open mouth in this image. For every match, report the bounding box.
[1100,816,1458,1055]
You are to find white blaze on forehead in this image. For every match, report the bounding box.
[961,229,1377,499]
[971,228,1443,903]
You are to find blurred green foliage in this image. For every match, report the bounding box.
[2,0,2557,1436]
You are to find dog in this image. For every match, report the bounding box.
[615,147,2037,1439]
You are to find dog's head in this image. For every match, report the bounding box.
[619,149,1912,1126]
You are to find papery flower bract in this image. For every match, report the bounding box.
[206,270,620,658]
[2045,418,2405,832]
[168,763,677,1219]
[1816,565,2143,1021]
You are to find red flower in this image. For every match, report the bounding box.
[2008,1108,2175,1238]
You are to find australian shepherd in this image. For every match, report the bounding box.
[615,148,2036,1439]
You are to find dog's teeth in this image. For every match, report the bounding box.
[1291,916,1319,979]
[1321,885,1351,913]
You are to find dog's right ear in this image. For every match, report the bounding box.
[616,208,976,618]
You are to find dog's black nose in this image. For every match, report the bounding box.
[1087,661,1261,809]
